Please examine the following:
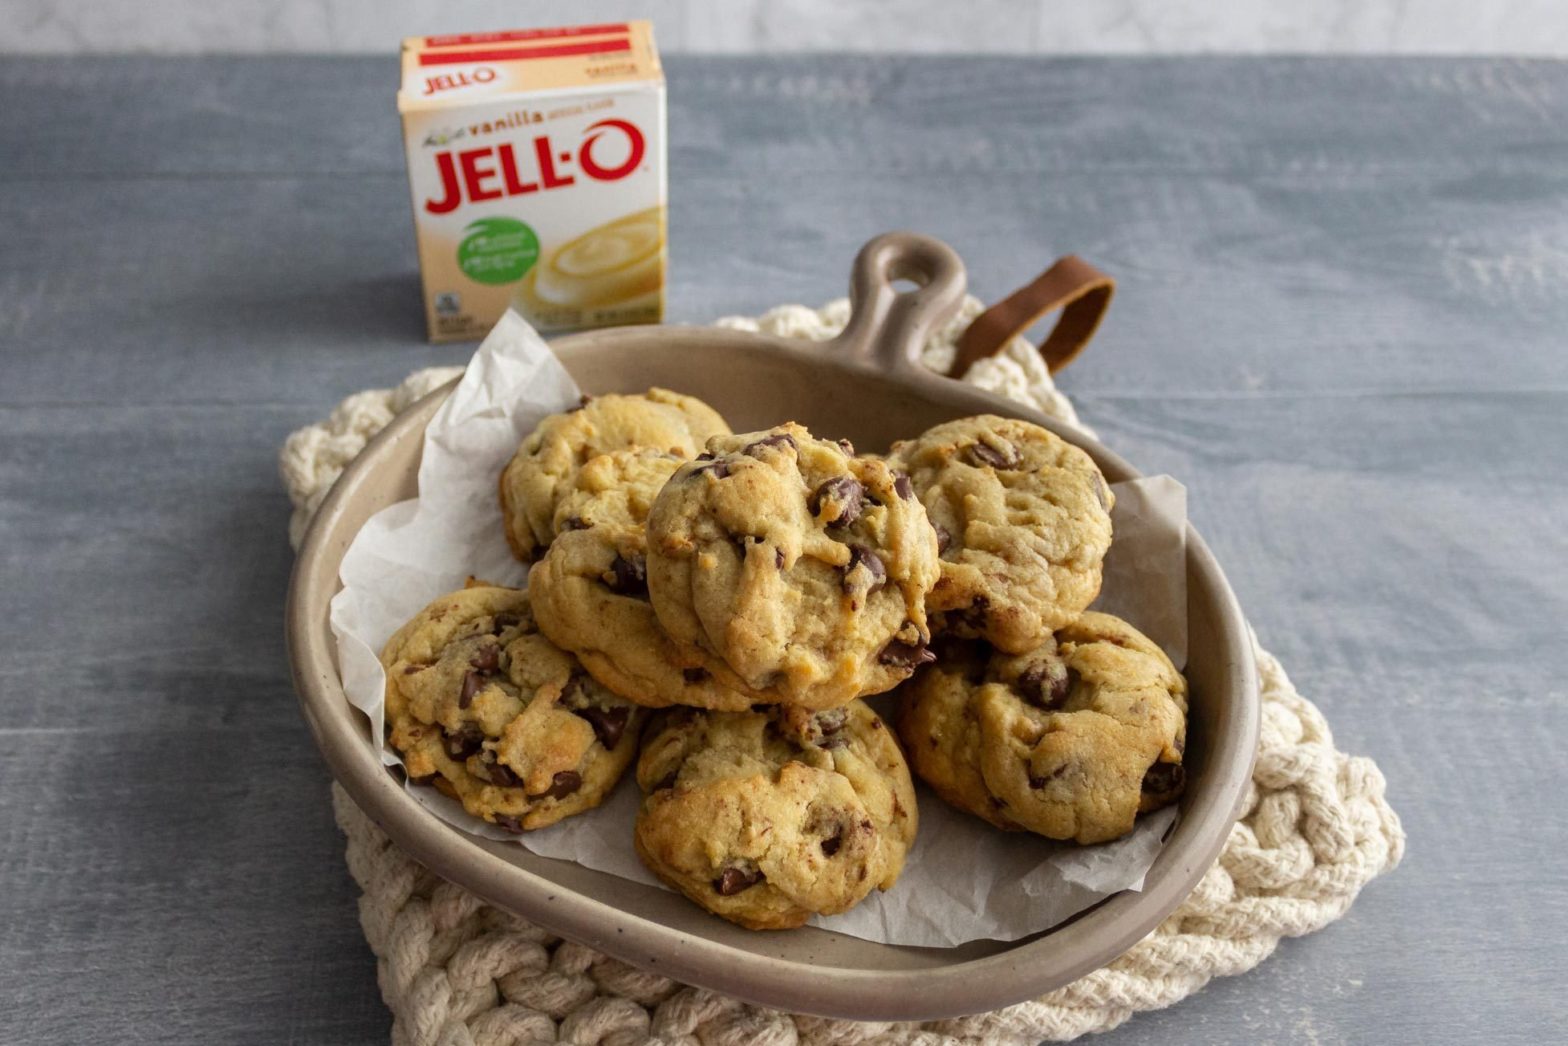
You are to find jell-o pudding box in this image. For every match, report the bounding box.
[398,22,667,341]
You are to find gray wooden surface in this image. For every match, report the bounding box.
[1,55,1565,1045]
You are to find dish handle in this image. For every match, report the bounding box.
[827,231,1115,383]
[950,254,1115,378]
[827,232,968,384]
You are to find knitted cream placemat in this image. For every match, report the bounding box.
[281,297,1405,1046]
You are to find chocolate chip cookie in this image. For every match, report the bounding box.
[379,582,647,832]
[645,423,942,709]
[528,448,762,711]
[887,415,1114,654]
[898,611,1186,845]
[499,388,730,561]
[634,701,918,930]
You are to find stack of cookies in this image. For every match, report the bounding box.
[379,388,1188,931]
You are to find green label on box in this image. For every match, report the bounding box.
[457,217,539,285]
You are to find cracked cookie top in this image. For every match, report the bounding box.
[380,583,647,832]
[499,388,730,561]
[633,701,917,930]
[898,611,1185,845]
[645,423,942,708]
[888,414,1113,654]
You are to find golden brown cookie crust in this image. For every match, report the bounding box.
[498,389,730,562]
[379,584,647,832]
[527,449,764,711]
[633,701,918,930]
[646,423,941,709]
[888,415,1114,654]
[898,612,1186,845]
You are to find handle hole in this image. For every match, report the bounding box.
[887,258,932,295]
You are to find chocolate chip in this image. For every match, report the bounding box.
[531,770,582,800]
[492,613,522,634]
[842,546,887,592]
[663,708,700,729]
[968,442,1020,470]
[1055,667,1079,707]
[561,516,590,532]
[492,814,526,834]
[821,830,844,857]
[934,524,952,554]
[682,667,710,684]
[743,432,796,457]
[606,554,647,596]
[878,639,935,668]
[957,595,990,631]
[402,664,423,675]
[1029,765,1068,789]
[820,737,849,750]
[469,642,501,673]
[809,476,864,528]
[442,724,485,760]
[774,547,786,569]
[1018,663,1075,711]
[574,705,631,749]
[815,708,848,737]
[483,756,522,788]
[1142,761,1185,798]
[560,670,589,704]
[459,670,486,709]
[713,867,764,896]
[893,472,914,500]
[836,438,855,456]
[690,457,730,479]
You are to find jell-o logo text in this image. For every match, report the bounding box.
[424,119,646,214]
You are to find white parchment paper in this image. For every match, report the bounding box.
[329,310,1189,947]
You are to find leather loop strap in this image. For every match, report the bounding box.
[949,255,1115,378]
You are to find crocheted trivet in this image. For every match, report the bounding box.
[281,297,1405,1045]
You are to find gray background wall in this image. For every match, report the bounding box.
[5,0,1566,55]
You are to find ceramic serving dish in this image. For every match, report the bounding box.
[287,232,1259,1022]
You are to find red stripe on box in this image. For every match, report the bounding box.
[418,38,631,67]
[423,25,629,48]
